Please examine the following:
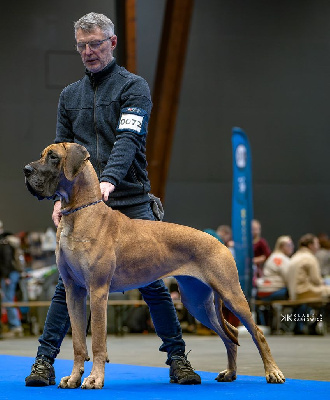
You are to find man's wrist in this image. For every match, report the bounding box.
[100,177,117,187]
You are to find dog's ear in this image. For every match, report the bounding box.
[63,143,90,181]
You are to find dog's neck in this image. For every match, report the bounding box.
[57,161,102,214]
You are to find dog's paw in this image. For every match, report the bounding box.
[58,375,81,389]
[81,375,104,389]
[215,369,237,382]
[266,369,285,383]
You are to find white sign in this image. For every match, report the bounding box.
[118,113,143,133]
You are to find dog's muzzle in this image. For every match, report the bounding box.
[24,164,46,201]
[23,165,34,178]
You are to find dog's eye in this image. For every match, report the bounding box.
[48,152,59,162]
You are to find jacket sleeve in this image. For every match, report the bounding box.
[308,256,323,286]
[54,89,74,144]
[100,77,152,186]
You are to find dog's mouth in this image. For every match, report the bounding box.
[24,177,51,201]
[25,178,45,200]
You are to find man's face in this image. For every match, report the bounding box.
[218,229,231,244]
[282,240,294,257]
[309,238,320,254]
[252,221,261,239]
[76,27,117,73]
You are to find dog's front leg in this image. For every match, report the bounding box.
[81,284,109,389]
[59,280,89,389]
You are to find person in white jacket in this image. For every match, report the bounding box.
[256,236,294,328]
[257,235,294,300]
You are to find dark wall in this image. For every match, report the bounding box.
[1,0,330,249]
[0,0,116,233]
[162,0,330,247]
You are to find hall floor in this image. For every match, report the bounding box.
[0,332,329,382]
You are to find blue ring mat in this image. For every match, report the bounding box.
[0,355,329,400]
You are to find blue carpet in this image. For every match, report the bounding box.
[0,355,329,400]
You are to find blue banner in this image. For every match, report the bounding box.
[231,127,254,300]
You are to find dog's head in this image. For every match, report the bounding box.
[24,142,90,200]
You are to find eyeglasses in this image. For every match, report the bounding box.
[76,37,111,53]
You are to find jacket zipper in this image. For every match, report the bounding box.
[93,85,102,178]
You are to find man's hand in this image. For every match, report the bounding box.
[100,182,115,202]
[52,201,62,227]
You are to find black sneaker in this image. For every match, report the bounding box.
[168,354,201,385]
[25,357,56,386]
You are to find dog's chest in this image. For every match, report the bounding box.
[58,226,96,265]
[57,230,95,285]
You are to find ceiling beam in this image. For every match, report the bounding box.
[147,0,194,201]
[116,0,137,73]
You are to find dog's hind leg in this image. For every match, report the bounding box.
[213,293,239,382]
[175,276,238,382]
[216,285,285,383]
[59,280,89,389]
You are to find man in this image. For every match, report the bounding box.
[287,233,330,334]
[252,219,271,281]
[216,225,233,247]
[216,225,235,257]
[25,12,201,386]
[287,234,330,300]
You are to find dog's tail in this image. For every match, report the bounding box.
[218,298,240,346]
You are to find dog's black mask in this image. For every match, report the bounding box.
[24,178,47,201]
[23,150,61,201]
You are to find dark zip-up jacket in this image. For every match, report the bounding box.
[55,59,152,207]
[0,233,15,279]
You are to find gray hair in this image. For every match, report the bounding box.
[274,235,292,252]
[74,12,115,38]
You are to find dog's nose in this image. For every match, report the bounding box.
[23,164,34,177]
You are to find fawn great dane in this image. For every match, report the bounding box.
[24,142,285,389]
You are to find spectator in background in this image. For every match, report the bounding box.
[216,225,235,257]
[216,225,233,246]
[256,236,294,328]
[205,225,233,251]
[0,220,24,338]
[315,233,330,278]
[252,219,271,282]
[204,228,221,241]
[256,235,294,301]
[287,234,330,300]
[287,233,330,334]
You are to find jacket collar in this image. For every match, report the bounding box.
[85,58,117,87]
[297,247,313,255]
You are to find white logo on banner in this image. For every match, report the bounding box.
[235,144,247,168]
[238,176,247,193]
